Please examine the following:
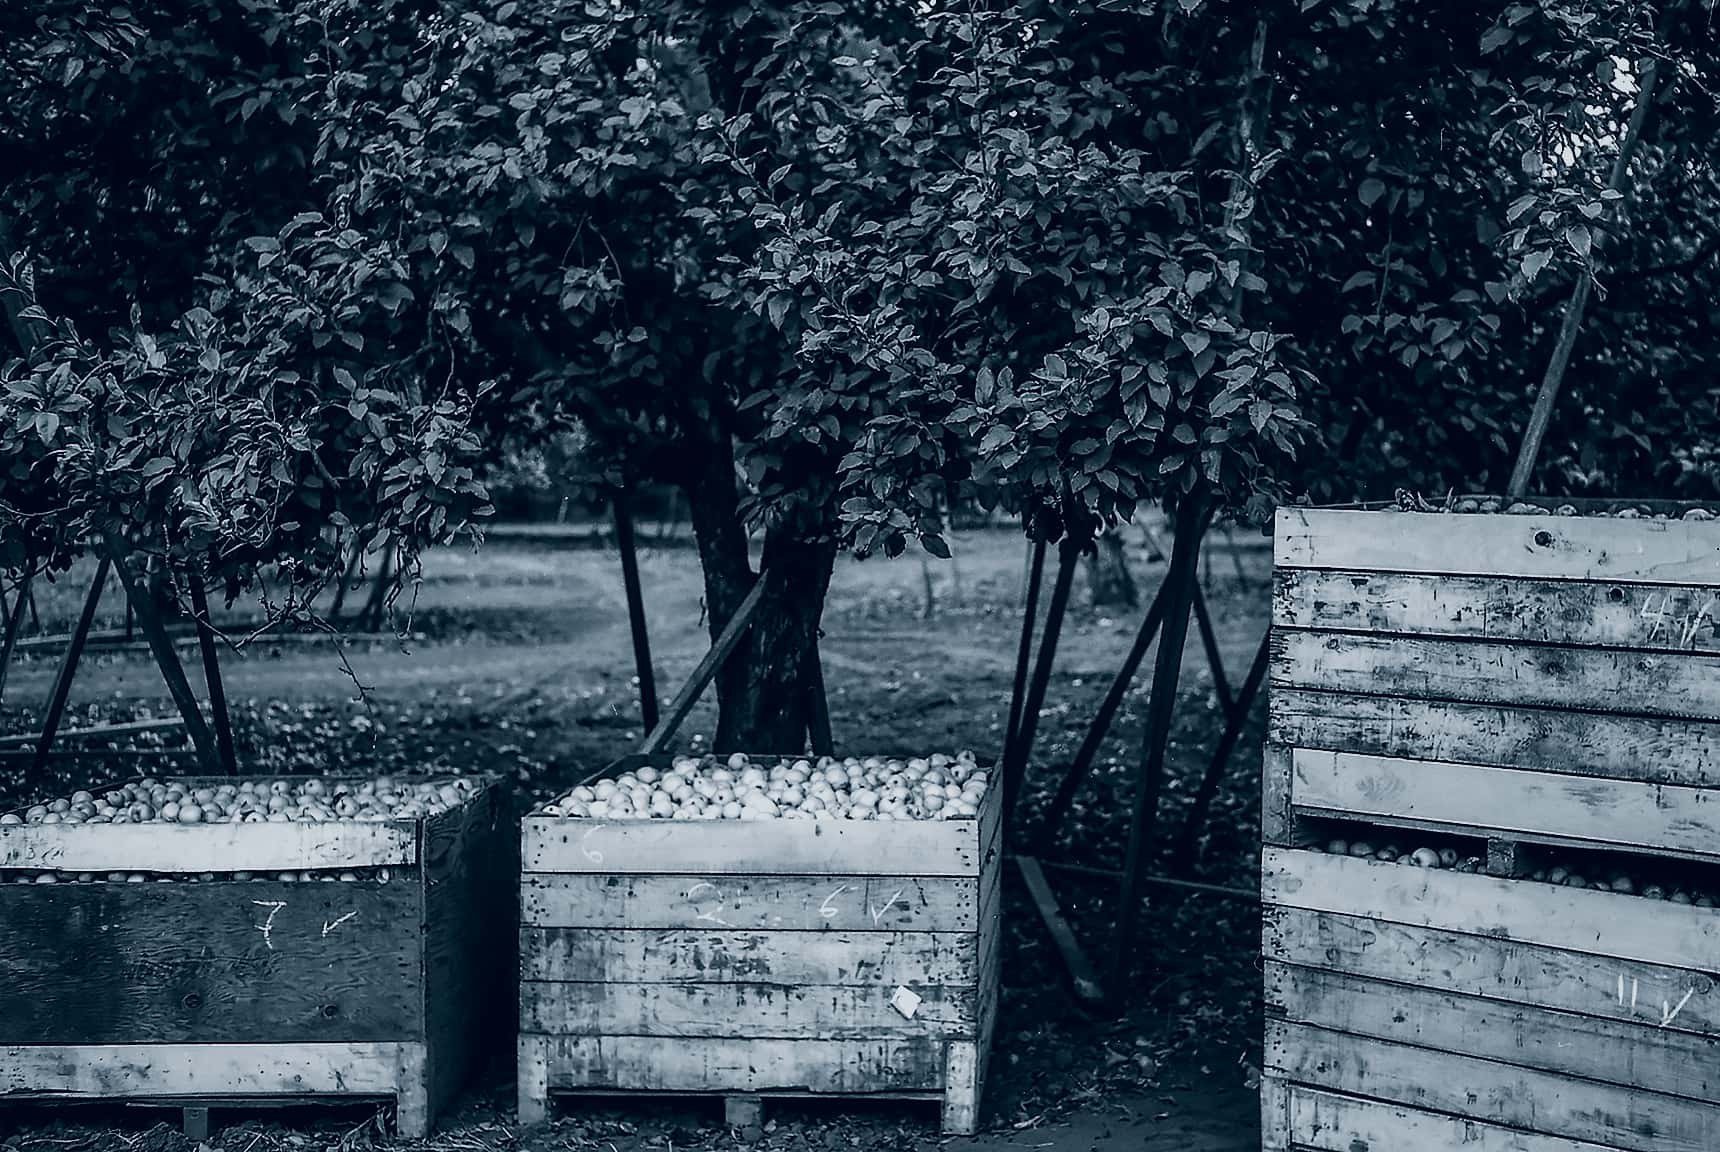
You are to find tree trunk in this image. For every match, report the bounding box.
[1086,529,1138,609]
[682,435,839,754]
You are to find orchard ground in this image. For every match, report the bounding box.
[0,522,1272,1152]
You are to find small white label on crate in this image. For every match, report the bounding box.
[890,986,922,1019]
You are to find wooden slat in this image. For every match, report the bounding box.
[522,874,978,932]
[535,1034,946,1093]
[0,821,418,872]
[1265,907,1720,1039]
[521,928,977,986]
[522,814,983,876]
[1275,569,1720,654]
[1274,507,1720,585]
[1288,1086,1630,1152]
[1267,1021,1718,1152]
[1262,848,1720,973]
[1270,690,1720,788]
[520,981,976,1038]
[0,1041,420,1098]
[1290,749,1720,861]
[1268,962,1720,1103]
[0,879,422,1045]
[1271,630,1720,721]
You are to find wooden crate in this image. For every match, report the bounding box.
[0,775,515,1138]
[516,757,1003,1135]
[1262,506,1720,1152]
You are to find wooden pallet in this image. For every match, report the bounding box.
[1262,506,1720,1152]
[0,776,516,1138]
[517,757,1002,1135]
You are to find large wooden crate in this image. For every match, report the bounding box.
[1262,505,1720,1152]
[516,756,1003,1135]
[0,774,515,1137]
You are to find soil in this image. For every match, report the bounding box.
[0,524,1273,1152]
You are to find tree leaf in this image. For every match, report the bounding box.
[1357,178,1386,207]
[1566,224,1592,258]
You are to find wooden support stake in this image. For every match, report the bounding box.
[1029,857,1258,904]
[1015,855,1105,1005]
[639,574,769,756]
[1111,493,1206,992]
[1506,56,1659,499]
[104,540,220,774]
[1171,631,1271,872]
[0,575,29,706]
[1035,580,1169,851]
[806,631,834,757]
[1190,584,1234,714]
[1004,539,1047,760]
[612,489,659,733]
[33,558,111,773]
[187,571,238,775]
[1001,536,1080,836]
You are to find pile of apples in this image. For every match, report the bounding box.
[1439,499,1715,519]
[0,775,478,827]
[9,867,396,885]
[1324,837,1718,907]
[541,751,989,821]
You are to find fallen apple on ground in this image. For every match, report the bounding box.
[541,751,989,821]
[0,775,479,827]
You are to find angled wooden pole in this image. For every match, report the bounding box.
[0,576,28,706]
[612,488,659,733]
[1015,855,1105,1006]
[187,570,238,775]
[34,559,111,773]
[1190,584,1234,714]
[1172,630,1271,872]
[1000,535,1081,835]
[1506,56,1659,499]
[1035,579,1169,852]
[1004,539,1047,761]
[1110,491,1207,992]
[103,539,220,774]
[639,573,769,756]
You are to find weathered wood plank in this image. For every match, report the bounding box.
[1261,741,1295,846]
[536,1035,946,1094]
[0,880,423,1044]
[1265,907,1720,1039]
[1288,1086,1629,1152]
[1262,847,1720,973]
[0,821,418,872]
[1270,689,1720,788]
[1266,1021,1718,1152]
[0,1041,420,1099]
[941,1041,979,1135]
[521,814,984,876]
[1275,569,1720,654]
[1274,507,1720,585]
[521,928,977,986]
[517,1034,550,1128]
[519,981,977,1039]
[1290,749,1720,860]
[1271,630,1720,721]
[522,874,978,932]
[1267,962,1720,1102]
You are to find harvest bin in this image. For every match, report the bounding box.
[516,754,1002,1135]
[0,774,515,1138]
[1262,503,1720,1152]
